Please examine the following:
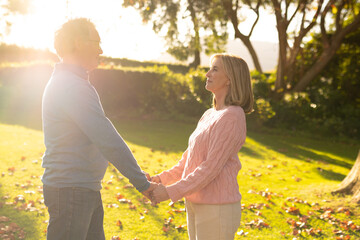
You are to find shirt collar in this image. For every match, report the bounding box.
[54,63,89,80]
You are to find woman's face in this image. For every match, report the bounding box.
[205,57,230,94]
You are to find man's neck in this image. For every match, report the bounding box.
[61,56,88,71]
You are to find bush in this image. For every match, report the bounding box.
[0,64,207,127]
[249,74,360,139]
[91,65,205,118]
[0,44,58,63]
[185,68,212,109]
[100,57,191,74]
[1,58,357,140]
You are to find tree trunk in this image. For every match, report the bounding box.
[292,48,335,92]
[190,49,201,68]
[293,7,360,92]
[236,34,263,73]
[332,150,360,203]
[222,0,263,73]
[188,0,201,68]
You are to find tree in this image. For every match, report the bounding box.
[332,150,360,203]
[123,0,228,68]
[0,0,32,40]
[295,25,360,138]
[221,0,265,73]
[268,0,360,97]
[209,0,360,97]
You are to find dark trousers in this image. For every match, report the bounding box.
[43,185,105,240]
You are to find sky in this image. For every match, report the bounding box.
[0,0,279,67]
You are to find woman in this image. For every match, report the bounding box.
[151,53,254,240]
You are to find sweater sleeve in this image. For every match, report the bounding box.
[62,83,150,192]
[158,149,188,185]
[158,109,211,186]
[166,111,246,202]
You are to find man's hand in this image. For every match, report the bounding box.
[141,182,158,201]
[143,171,151,181]
[150,175,161,183]
[151,184,170,206]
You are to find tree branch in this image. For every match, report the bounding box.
[285,0,289,21]
[288,0,303,26]
[235,0,239,13]
[293,9,360,92]
[247,1,261,37]
[299,0,324,41]
[335,1,346,32]
[271,0,282,25]
[320,0,334,48]
[299,2,306,31]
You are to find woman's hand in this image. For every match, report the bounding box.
[143,171,161,183]
[151,184,170,205]
[150,175,162,184]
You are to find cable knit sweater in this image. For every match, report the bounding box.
[158,106,246,204]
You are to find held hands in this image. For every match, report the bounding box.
[150,175,161,184]
[151,183,170,206]
[141,182,158,201]
[141,172,170,205]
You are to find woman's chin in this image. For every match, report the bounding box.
[205,85,213,93]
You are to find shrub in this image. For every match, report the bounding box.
[185,68,212,109]
[91,65,205,118]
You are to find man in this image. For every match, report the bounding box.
[41,18,156,240]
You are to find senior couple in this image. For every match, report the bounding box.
[42,18,254,240]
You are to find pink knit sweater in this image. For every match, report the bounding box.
[158,106,246,204]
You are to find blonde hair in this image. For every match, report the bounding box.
[54,18,96,58]
[210,53,254,114]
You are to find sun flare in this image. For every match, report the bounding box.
[2,0,165,61]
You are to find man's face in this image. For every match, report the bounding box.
[77,27,103,71]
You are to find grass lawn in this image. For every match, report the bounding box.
[0,118,359,240]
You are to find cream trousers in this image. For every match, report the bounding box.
[185,201,241,240]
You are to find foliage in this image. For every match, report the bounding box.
[0,0,33,39]
[123,0,228,66]
[0,40,358,139]
[269,0,360,95]
[292,24,360,139]
[247,23,360,140]
[122,0,360,93]
[99,56,191,74]
[0,44,58,63]
[91,65,206,118]
[0,63,206,128]
[253,98,275,124]
[185,67,212,109]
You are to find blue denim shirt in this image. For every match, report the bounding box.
[41,63,150,192]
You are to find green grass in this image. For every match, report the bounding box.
[0,119,359,240]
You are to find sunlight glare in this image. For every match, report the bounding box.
[2,0,165,61]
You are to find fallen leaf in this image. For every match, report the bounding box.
[0,216,10,222]
[116,220,123,230]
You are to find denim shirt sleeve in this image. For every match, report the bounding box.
[61,81,150,192]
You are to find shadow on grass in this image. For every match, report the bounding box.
[315,167,346,181]
[112,119,195,153]
[240,145,263,158]
[0,111,42,131]
[247,131,356,170]
[0,85,43,131]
